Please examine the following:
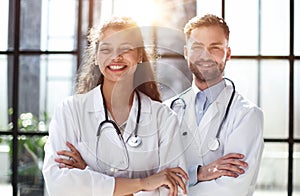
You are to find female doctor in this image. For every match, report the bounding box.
[42,16,188,196]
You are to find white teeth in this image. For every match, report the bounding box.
[109,65,125,70]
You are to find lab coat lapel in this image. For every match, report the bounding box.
[197,86,234,146]
[182,90,198,133]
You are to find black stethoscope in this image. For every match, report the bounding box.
[170,78,236,151]
[97,85,142,148]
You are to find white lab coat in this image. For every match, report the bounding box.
[164,84,264,196]
[43,85,187,196]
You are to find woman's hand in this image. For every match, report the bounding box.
[141,167,188,196]
[55,141,87,169]
[197,153,248,182]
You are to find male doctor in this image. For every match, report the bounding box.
[165,14,264,195]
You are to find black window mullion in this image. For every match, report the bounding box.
[77,0,83,69]
[10,0,21,195]
[288,0,295,195]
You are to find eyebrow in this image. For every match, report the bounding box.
[191,41,225,46]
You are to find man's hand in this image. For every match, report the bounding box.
[197,153,248,182]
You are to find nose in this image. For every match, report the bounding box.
[198,48,212,60]
[112,50,123,61]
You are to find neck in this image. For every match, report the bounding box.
[102,80,134,125]
[194,76,223,91]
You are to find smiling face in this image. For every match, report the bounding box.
[96,28,143,84]
[185,25,231,89]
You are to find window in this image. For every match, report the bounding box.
[0,0,299,195]
[0,0,84,195]
[197,0,299,195]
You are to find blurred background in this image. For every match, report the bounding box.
[0,0,299,195]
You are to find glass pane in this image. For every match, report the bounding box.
[40,55,76,118]
[0,136,12,196]
[19,56,42,119]
[261,0,289,55]
[18,135,48,196]
[295,61,300,138]
[20,0,43,50]
[255,143,288,195]
[0,0,9,51]
[225,59,259,105]
[294,144,300,196]
[40,0,77,51]
[156,58,191,101]
[112,0,163,26]
[295,0,300,55]
[260,60,289,138]
[196,0,222,17]
[0,55,8,131]
[19,55,76,127]
[225,0,259,55]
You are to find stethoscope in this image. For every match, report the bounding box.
[170,77,236,151]
[97,85,142,148]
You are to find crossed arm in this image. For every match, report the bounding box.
[55,142,188,196]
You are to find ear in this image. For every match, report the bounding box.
[138,49,143,63]
[184,45,188,60]
[226,47,231,61]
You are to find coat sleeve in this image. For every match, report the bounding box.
[155,104,188,195]
[42,98,115,196]
[189,106,264,196]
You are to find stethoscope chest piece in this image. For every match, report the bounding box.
[128,135,142,147]
[208,138,220,151]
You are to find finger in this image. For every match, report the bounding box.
[217,164,245,174]
[55,157,74,166]
[221,159,248,168]
[169,167,189,181]
[218,169,239,178]
[57,149,81,165]
[165,176,177,196]
[58,162,75,169]
[222,153,245,160]
[168,171,187,194]
[57,150,73,158]
[66,142,79,154]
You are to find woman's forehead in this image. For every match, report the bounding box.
[100,28,141,46]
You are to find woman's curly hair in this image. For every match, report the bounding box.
[75,16,161,102]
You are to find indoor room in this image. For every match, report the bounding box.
[0,0,299,195]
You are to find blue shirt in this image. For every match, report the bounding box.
[189,79,226,186]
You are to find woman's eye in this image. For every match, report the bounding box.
[120,46,134,52]
[99,48,111,53]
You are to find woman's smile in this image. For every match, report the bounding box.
[107,63,127,71]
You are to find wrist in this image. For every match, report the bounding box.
[135,178,144,192]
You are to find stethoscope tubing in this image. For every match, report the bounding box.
[215,77,235,139]
[98,85,142,147]
[170,77,236,151]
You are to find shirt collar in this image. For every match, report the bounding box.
[192,79,226,105]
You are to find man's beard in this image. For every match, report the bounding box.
[189,59,225,83]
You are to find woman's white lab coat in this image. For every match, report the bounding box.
[165,84,264,196]
[42,85,187,196]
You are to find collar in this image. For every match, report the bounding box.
[84,85,151,115]
[192,79,226,105]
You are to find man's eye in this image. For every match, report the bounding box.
[211,46,221,50]
[191,45,204,51]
